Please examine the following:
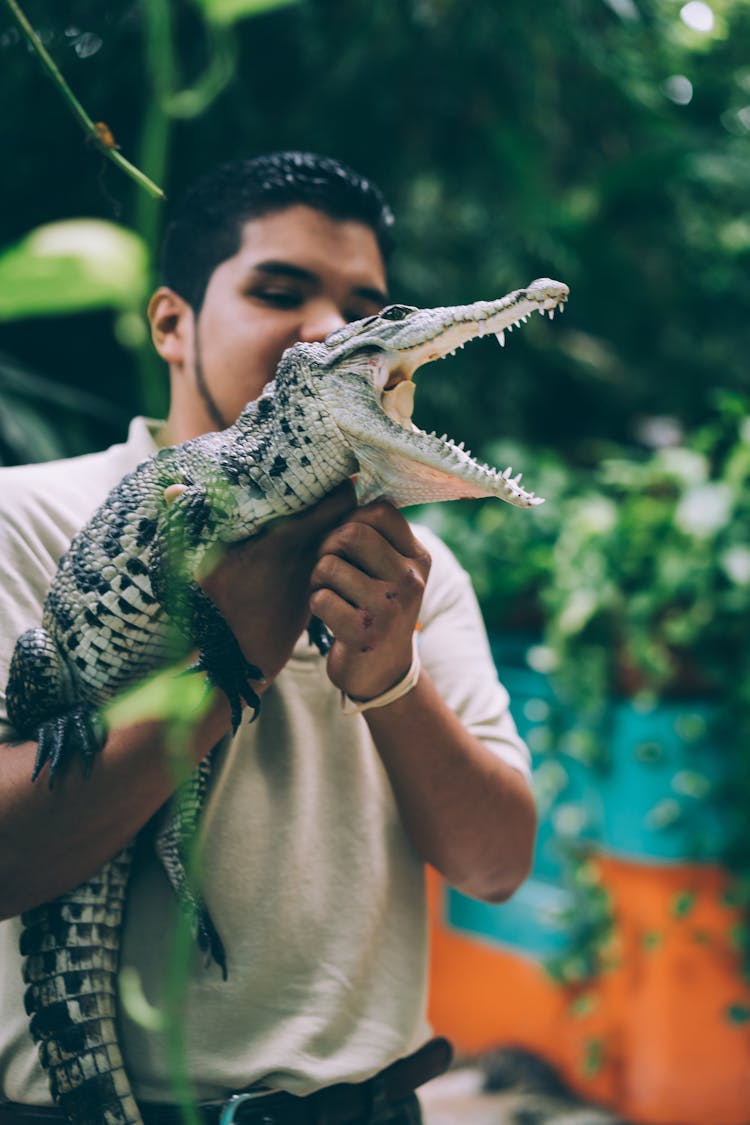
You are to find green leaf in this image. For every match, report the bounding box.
[195,0,299,26]
[671,891,697,919]
[634,741,663,763]
[569,993,598,1018]
[672,770,712,799]
[118,966,165,1031]
[104,663,212,734]
[729,924,748,951]
[645,798,683,831]
[725,1004,750,1025]
[0,221,149,320]
[581,1038,605,1077]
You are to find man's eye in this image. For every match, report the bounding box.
[253,290,303,308]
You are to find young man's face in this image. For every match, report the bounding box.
[172,204,389,438]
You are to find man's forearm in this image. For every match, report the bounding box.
[365,670,537,903]
[0,689,232,919]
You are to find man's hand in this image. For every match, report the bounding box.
[309,502,432,702]
[198,481,356,687]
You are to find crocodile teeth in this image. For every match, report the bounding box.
[548,308,555,319]
[495,331,505,347]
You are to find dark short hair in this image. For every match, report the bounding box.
[160,151,395,311]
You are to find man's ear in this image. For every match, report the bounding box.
[148,287,194,365]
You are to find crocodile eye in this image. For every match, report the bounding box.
[379,304,417,321]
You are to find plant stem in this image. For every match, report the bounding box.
[129,0,177,418]
[161,720,209,1125]
[4,0,165,201]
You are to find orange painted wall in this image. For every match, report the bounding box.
[427,858,750,1125]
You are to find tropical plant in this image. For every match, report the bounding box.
[425,390,750,983]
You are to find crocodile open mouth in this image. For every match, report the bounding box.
[377,281,567,437]
[321,278,568,509]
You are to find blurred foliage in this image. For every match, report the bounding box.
[544,391,750,711]
[1,0,749,458]
[0,219,148,318]
[0,217,150,462]
[428,391,750,980]
[0,349,127,463]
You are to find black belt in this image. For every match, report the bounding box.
[0,1037,452,1125]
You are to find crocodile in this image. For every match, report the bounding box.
[5,277,568,1125]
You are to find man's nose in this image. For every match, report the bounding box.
[297,302,347,343]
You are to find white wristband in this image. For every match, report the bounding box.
[341,635,421,715]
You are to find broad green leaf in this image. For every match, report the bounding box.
[0,220,149,321]
[119,966,165,1031]
[105,663,211,733]
[196,0,299,26]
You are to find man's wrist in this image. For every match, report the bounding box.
[340,635,421,715]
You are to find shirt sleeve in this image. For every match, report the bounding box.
[0,476,66,741]
[411,522,532,781]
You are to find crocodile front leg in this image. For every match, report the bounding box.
[150,487,264,730]
[5,627,105,787]
[172,583,264,731]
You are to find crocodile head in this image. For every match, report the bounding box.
[289,278,568,509]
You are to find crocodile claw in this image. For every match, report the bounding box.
[32,706,106,788]
[182,651,263,730]
[308,615,334,655]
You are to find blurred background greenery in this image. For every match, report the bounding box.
[2,0,750,1064]
[1,0,749,463]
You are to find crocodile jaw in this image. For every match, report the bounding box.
[319,279,568,508]
[329,376,544,508]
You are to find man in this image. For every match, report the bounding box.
[0,152,536,1123]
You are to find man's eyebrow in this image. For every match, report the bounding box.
[252,260,317,284]
[356,284,390,307]
[250,260,389,307]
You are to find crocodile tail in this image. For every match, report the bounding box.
[21,846,143,1125]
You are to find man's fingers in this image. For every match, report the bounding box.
[317,510,431,588]
[317,521,401,582]
[311,554,372,608]
[338,500,426,560]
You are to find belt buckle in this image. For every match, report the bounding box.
[219,1088,277,1125]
